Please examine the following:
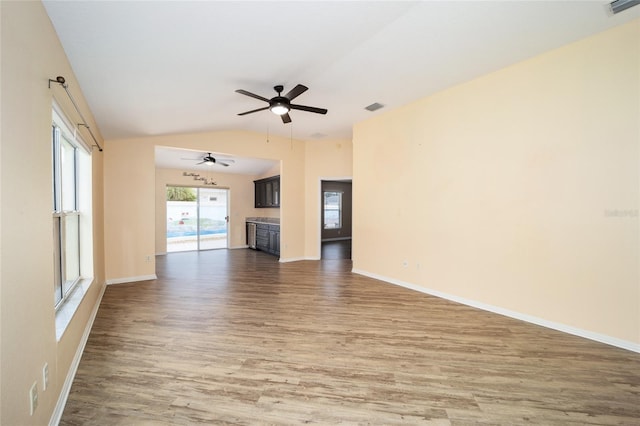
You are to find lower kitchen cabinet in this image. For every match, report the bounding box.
[252,223,280,257]
[255,225,269,252]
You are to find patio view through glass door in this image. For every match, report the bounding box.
[166,186,228,252]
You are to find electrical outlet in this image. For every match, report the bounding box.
[29,381,38,415]
[145,255,151,262]
[42,363,49,391]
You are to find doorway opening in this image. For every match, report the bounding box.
[166,186,229,252]
[320,180,352,260]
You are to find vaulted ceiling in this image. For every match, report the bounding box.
[43,1,639,145]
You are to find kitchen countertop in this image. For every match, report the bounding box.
[246,217,280,225]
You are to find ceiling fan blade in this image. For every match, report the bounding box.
[281,113,292,124]
[235,89,270,103]
[218,159,235,163]
[284,84,308,101]
[195,160,206,165]
[238,106,270,116]
[217,161,230,167]
[290,104,328,115]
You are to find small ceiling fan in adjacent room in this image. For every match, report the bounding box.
[236,84,328,123]
[181,152,235,167]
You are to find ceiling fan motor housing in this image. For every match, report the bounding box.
[270,96,290,109]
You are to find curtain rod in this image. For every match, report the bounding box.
[48,76,103,152]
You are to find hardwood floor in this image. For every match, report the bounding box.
[61,249,640,425]
[321,239,351,260]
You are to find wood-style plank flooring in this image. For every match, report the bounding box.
[321,240,351,260]
[61,249,640,425]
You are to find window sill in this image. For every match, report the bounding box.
[55,278,93,341]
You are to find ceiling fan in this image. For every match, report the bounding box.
[236,84,327,124]
[182,152,235,167]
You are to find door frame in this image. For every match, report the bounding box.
[317,177,352,259]
[197,186,230,251]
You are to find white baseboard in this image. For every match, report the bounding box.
[106,274,157,285]
[352,268,640,354]
[49,282,106,426]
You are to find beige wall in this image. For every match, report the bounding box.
[0,2,106,424]
[155,168,262,253]
[104,139,156,281]
[304,139,353,258]
[353,20,640,347]
[104,130,305,281]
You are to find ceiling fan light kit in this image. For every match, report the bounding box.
[236,84,327,124]
[270,103,290,116]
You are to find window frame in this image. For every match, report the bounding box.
[52,101,92,310]
[323,190,343,230]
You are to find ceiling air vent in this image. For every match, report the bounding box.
[365,102,385,112]
[609,0,639,14]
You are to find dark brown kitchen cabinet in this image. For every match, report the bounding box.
[251,222,279,257]
[267,224,280,256]
[254,176,280,208]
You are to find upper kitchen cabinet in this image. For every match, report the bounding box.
[254,175,280,208]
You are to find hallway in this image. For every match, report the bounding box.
[321,239,351,260]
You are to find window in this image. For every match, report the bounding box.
[52,103,93,308]
[323,191,342,229]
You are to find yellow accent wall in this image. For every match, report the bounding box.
[353,20,640,346]
[0,2,106,424]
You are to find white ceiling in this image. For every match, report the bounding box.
[43,1,639,172]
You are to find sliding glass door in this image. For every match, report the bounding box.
[166,186,228,252]
[198,187,228,250]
